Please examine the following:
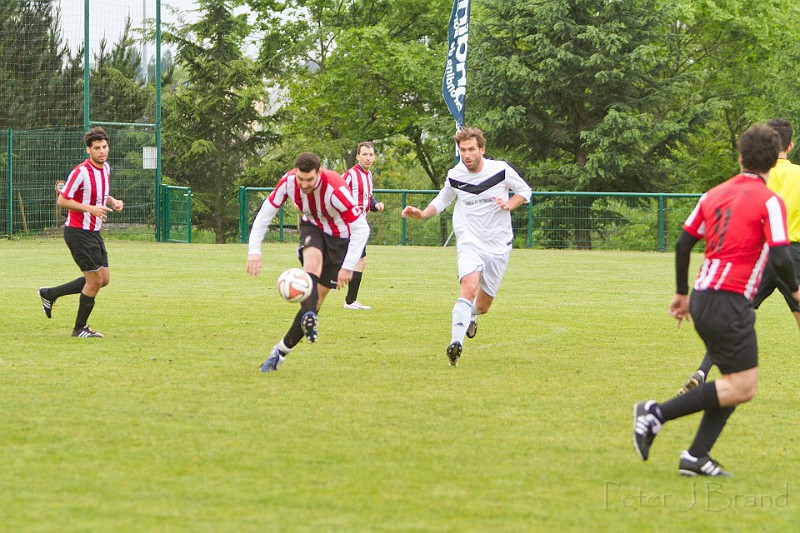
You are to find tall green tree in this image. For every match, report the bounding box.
[162,0,272,243]
[663,0,800,190]
[246,0,455,187]
[470,0,713,193]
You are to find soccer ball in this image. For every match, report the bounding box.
[276,268,313,303]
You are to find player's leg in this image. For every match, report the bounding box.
[678,352,712,395]
[448,271,480,366]
[467,249,507,339]
[261,230,323,371]
[40,227,90,318]
[70,230,108,337]
[678,367,756,477]
[39,277,85,318]
[72,268,106,337]
[635,291,754,475]
[344,250,369,309]
[771,242,800,329]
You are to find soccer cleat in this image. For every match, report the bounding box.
[447,341,462,367]
[679,451,733,477]
[677,370,706,395]
[466,314,478,339]
[260,346,285,373]
[39,288,54,319]
[343,301,371,310]
[633,400,662,461]
[71,325,103,338]
[301,311,318,343]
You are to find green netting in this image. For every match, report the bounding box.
[1,1,162,239]
[1,127,157,237]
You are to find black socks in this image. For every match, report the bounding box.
[345,271,363,305]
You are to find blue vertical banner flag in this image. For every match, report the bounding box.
[442,0,471,131]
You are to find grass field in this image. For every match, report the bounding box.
[1,238,798,532]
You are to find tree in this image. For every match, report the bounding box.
[162,0,273,243]
[246,0,455,188]
[468,0,719,248]
[0,0,78,129]
[90,19,150,125]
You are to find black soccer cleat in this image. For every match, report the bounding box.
[633,400,662,461]
[447,341,462,367]
[301,311,318,343]
[72,325,104,338]
[39,287,54,319]
[678,451,732,477]
[466,315,478,339]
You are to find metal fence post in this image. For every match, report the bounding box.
[238,186,247,243]
[186,188,192,244]
[6,129,12,237]
[401,190,407,245]
[657,194,665,252]
[527,195,534,248]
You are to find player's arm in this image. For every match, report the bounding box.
[671,230,700,327]
[402,184,455,219]
[106,195,124,211]
[56,194,112,218]
[247,198,282,276]
[401,204,437,219]
[769,245,800,301]
[496,165,532,210]
[494,193,527,211]
[369,195,384,212]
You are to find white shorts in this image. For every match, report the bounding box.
[456,243,510,298]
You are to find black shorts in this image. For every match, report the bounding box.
[298,221,348,289]
[690,290,757,374]
[753,242,800,313]
[64,226,108,272]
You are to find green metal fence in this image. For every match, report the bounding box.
[238,187,702,252]
[1,127,158,238]
[161,185,192,243]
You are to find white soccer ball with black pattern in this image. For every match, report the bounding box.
[276,268,313,303]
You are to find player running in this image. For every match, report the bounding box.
[402,127,532,366]
[38,127,124,338]
[247,152,369,372]
[633,124,800,477]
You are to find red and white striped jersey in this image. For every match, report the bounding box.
[248,168,362,256]
[343,164,374,212]
[683,172,790,299]
[61,159,110,231]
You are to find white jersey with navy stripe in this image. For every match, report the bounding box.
[429,158,532,254]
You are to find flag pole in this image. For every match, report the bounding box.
[442,1,471,245]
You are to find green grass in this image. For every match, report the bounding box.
[1,239,799,532]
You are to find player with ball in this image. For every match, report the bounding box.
[247,152,370,372]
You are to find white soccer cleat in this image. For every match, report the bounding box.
[343,301,371,310]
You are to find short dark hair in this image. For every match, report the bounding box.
[83,127,109,147]
[295,152,321,173]
[738,124,780,174]
[454,127,486,149]
[356,142,374,156]
[767,118,793,151]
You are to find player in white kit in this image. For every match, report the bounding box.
[402,127,532,366]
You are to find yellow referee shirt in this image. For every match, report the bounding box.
[767,158,800,243]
